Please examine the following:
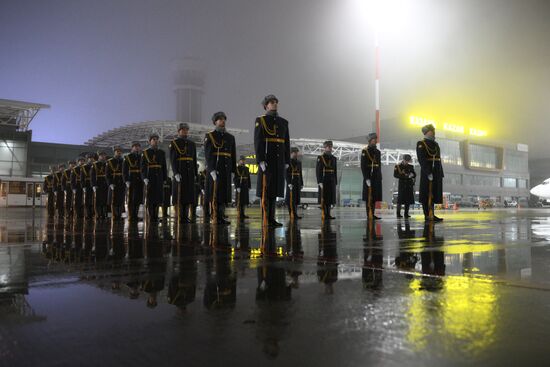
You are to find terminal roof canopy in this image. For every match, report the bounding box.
[0,99,50,131]
[85,120,249,148]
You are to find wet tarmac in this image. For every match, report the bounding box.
[2,207,550,366]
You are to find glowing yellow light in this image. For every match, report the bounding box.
[409,115,488,137]
[410,115,437,128]
[443,123,464,134]
[246,163,258,174]
[469,128,487,137]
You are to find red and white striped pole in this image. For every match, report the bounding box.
[375,29,381,146]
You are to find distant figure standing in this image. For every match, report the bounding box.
[286,147,304,220]
[316,140,337,221]
[416,124,444,222]
[92,151,109,220]
[234,155,251,221]
[141,134,168,222]
[393,154,416,218]
[123,142,143,222]
[361,133,382,220]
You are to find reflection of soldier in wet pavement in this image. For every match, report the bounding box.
[363,220,383,290]
[109,220,126,290]
[71,157,86,219]
[54,163,65,219]
[317,223,338,294]
[285,222,303,288]
[168,244,197,312]
[142,226,167,308]
[204,225,237,309]
[420,221,445,291]
[395,220,418,274]
[126,222,144,299]
[44,166,56,218]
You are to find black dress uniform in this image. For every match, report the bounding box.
[141,145,168,222]
[234,162,251,220]
[361,144,382,220]
[285,155,304,218]
[162,177,172,218]
[71,162,85,218]
[169,134,198,223]
[198,169,208,218]
[416,126,444,221]
[53,168,65,218]
[44,172,55,218]
[106,155,125,220]
[393,159,416,218]
[80,158,95,219]
[316,151,337,220]
[91,158,109,220]
[62,166,74,218]
[204,127,236,224]
[254,109,290,226]
[122,150,143,221]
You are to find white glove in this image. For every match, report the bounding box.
[366,179,371,187]
[201,189,205,195]
[288,184,293,189]
[82,188,86,193]
[109,184,115,190]
[428,174,433,181]
[72,189,76,193]
[63,190,67,194]
[125,181,130,188]
[210,171,217,181]
[143,178,149,185]
[236,188,241,193]
[93,186,97,192]
[174,174,181,182]
[285,163,289,169]
[260,161,267,172]
[408,173,414,178]
[318,183,323,189]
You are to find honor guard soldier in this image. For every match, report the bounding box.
[92,151,109,220]
[123,142,143,221]
[286,147,304,220]
[234,155,251,220]
[54,163,65,218]
[254,94,290,227]
[169,123,198,223]
[192,163,201,221]
[416,124,444,222]
[141,133,168,222]
[316,141,338,220]
[71,156,86,219]
[361,133,382,220]
[162,177,172,219]
[198,168,208,219]
[80,153,95,219]
[204,111,237,225]
[63,161,76,218]
[44,166,56,218]
[106,146,126,220]
[393,154,416,218]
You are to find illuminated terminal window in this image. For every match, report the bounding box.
[444,173,462,185]
[463,175,500,187]
[503,178,516,188]
[438,139,462,166]
[518,179,527,189]
[468,144,498,169]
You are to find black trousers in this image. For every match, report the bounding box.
[397,204,410,216]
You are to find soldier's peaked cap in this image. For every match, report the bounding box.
[367,133,378,142]
[323,140,333,147]
[178,122,189,131]
[131,141,141,147]
[402,154,412,161]
[262,94,278,108]
[239,155,247,161]
[422,124,435,135]
[97,150,107,156]
[149,133,160,141]
[290,147,300,153]
[211,111,227,123]
[113,146,122,152]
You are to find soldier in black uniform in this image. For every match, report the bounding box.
[106,146,125,220]
[198,169,208,219]
[204,111,237,225]
[234,155,251,221]
[416,124,444,222]
[316,140,338,220]
[92,151,109,220]
[141,134,168,222]
[286,147,304,220]
[162,177,172,219]
[169,122,198,223]
[54,163,65,219]
[393,154,416,218]
[361,133,382,220]
[71,157,86,219]
[80,153,95,220]
[44,166,56,218]
[63,161,76,218]
[254,94,290,227]
[123,142,143,222]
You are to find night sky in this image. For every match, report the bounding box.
[1,0,550,158]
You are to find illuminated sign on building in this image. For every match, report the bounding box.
[409,116,488,137]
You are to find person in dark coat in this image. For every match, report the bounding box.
[169,122,198,223]
[44,166,56,218]
[234,155,251,221]
[141,134,168,222]
[162,177,172,219]
[80,153,95,219]
[123,142,143,222]
[361,133,382,220]
[92,151,109,220]
[254,94,291,227]
[286,147,304,220]
[316,140,337,220]
[106,146,126,220]
[416,124,444,222]
[393,154,416,218]
[71,157,86,219]
[53,163,65,219]
[204,111,237,225]
[198,169,208,220]
[63,161,76,218]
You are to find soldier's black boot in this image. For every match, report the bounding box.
[217,204,230,225]
[396,204,402,218]
[268,198,282,227]
[404,205,411,218]
[179,204,191,223]
[190,205,197,223]
[325,206,335,220]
